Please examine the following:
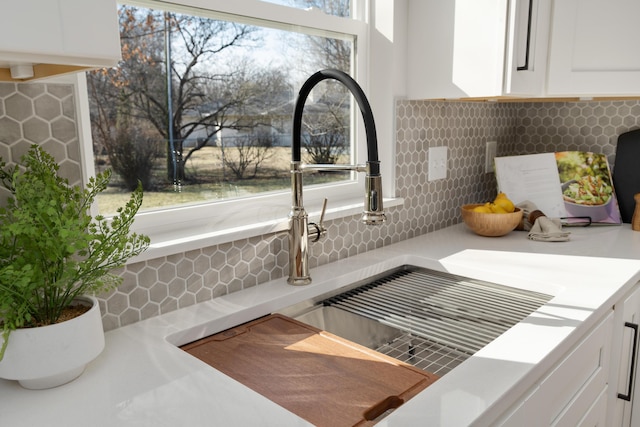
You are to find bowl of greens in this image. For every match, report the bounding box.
[557,152,615,223]
[561,175,613,222]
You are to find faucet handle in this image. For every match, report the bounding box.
[318,198,328,227]
[309,198,328,242]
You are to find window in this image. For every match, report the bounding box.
[82,0,374,255]
[259,0,352,17]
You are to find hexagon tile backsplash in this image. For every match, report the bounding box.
[2,81,640,330]
[0,83,82,206]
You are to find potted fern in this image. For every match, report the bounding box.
[0,145,149,389]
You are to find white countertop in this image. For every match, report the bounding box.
[3,224,640,426]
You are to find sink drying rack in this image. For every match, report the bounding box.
[320,266,553,376]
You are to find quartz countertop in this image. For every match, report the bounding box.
[3,223,640,426]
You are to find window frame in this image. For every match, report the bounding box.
[74,0,399,261]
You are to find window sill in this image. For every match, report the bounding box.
[128,197,404,263]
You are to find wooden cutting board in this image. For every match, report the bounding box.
[181,314,438,426]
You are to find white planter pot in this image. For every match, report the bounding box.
[0,295,105,389]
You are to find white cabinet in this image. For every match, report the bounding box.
[546,0,640,96]
[0,0,121,82]
[497,312,613,426]
[609,284,640,426]
[504,0,551,96]
[496,283,640,427]
[407,0,551,99]
[407,0,640,99]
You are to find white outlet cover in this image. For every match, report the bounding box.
[428,146,447,181]
[485,141,497,173]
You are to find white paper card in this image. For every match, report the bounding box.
[494,153,567,218]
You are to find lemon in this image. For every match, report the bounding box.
[470,193,515,214]
[493,192,515,213]
[473,205,492,213]
[489,203,508,214]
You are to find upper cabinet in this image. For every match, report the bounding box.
[0,0,121,82]
[407,0,640,100]
[504,0,551,96]
[407,0,551,99]
[546,0,640,96]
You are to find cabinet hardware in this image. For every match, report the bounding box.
[618,321,639,401]
[517,0,533,71]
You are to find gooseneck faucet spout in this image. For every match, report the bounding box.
[288,69,386,286]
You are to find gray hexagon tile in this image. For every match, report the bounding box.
[5,93,33,121]
[34,93,62,120]
[0,117,20,143]
[51,116,77,142]
[47,84,73,99]
[18,83,45,98]
[0,82,81,187]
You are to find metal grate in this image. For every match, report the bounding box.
[323,266,553,375]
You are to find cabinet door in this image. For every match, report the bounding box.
[406,0,508,99]
[537,313,612,425]
[504,0,551,96]
[496,312,613,426]
[610,285,640,426]
[552,386,609,427]
[547,0,640,96]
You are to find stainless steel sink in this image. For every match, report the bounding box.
[280,265,553,376]
[294,305,404,349]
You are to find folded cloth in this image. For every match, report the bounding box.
[528,216,571,242]
[515,200,538,231]
[515,200,570,241]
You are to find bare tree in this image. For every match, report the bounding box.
[216,67,291,179]
[291,0,351,73]
[303,126,347,164]
[163,13,261,183]
[103,117,161,191]
[283,0,352,165]
[87,29,162,192]
[221,132,275,180]
[88,6,259,185]
[298,78,350,165]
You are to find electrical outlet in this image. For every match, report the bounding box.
[485,141,497,173]
[428,146,447,181]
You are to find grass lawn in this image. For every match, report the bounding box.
[97,146,350,214]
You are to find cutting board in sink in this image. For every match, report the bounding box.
[181,314,438,427]
[614,128,640,223]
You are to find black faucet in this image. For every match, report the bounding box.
[288,69,386,285]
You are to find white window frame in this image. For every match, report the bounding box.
[72,0,399,262]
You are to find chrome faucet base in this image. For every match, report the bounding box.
[288,204,311,285]
[287,276,312,286]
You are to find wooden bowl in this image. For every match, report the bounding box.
[461,204,523,237]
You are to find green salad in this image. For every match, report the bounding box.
[556,151,613,206]
[563,175,612,205]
